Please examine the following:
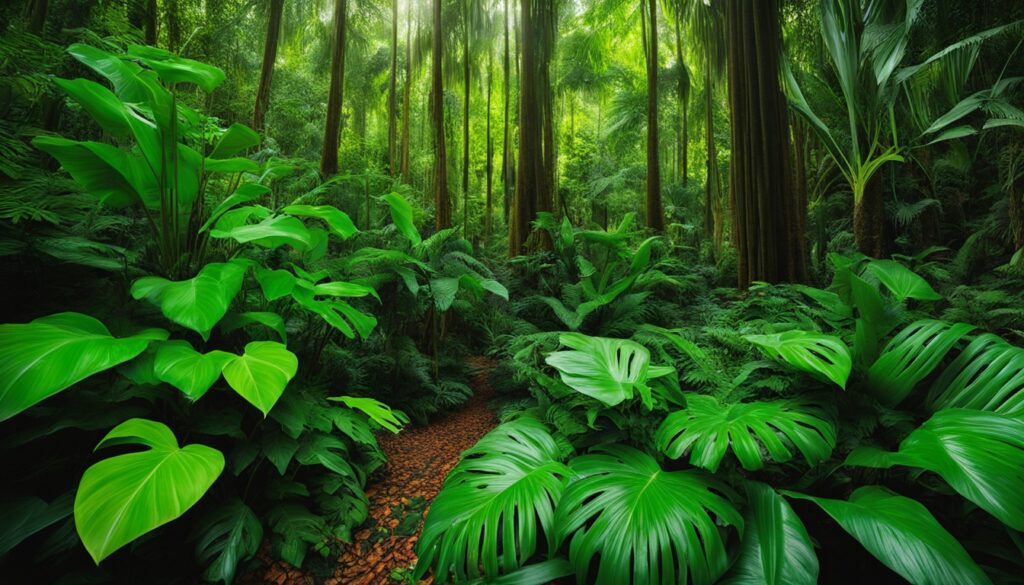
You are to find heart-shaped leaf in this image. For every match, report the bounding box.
[153,340,233,400]
[865,260,942,302]
[221,342,298,416]
[131,260,249,340]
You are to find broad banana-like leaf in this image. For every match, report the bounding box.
[327,396,408,433]
[415,419,569,582]
[926,333,1024,415]
[282,204,357,240]
[785,487,991,585]
[193,499,262,584]
[866,320,974,406]
[545,333,670,407]
[32,136,144,208]
[657,395,835,472]
[221,341,298,416]
[846,409,1024,531]
[0,312,167,421]
[555,445,742,585]
[864,260,942,302]
[200,184,270,232]
[126,45,225,92]
[382,192,421,246]
[721,482,818,585]
[131,259,249,340]
[210,123,260,159]
[153,340,234,400]
[745,331,851,389]
[210,214,312,250]
[75,419,224,564]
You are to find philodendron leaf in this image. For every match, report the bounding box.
[382,192,421,246]
[722,482,818,585]
[545,333,670,407]
[193,499,263,584]
[784,487,991,585]
[153,340,233,400]
[865,260,942,302]
[131,259,249,340]
[745,331,852,389]
[845,409,1024,531]
[219,311,288,343]
[75,419,225,564]
[221,342,298,416]
[0,312,168,421]
[282,204,357,240]
[327,396,409,433]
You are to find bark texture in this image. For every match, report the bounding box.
[320,0,348,177]
[643,0,664,231]
[252,0,284,132]
[432,0,451,229]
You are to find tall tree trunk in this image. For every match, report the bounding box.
[704,62,717,241]
[673,9,688,185]
[388,0,399,176]
[400,7,413,182]
[145,0,158,45]
[432,0,451,229]
[727,0,805,288]
[462,1,471,235]
[167,0,182,53]
[509,0,553,255]
[486,56,495,241]
[501,0,512,224]
[643,0,663,231]
[28,0,48,35]
[253,0,284,132]
[320,0,348,177]
[854,175,885,257]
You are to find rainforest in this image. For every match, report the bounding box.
[1,0,1023,584]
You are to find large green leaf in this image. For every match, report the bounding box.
[0,493,73,556]
[131,260,249,340]
[219,311,288,344]
[32,136,144,208]
[75,419,224,564]
[544,333,670,407]
[153,340,233,400]
[327,396,408,433]
[865,260,942,302]
[555,445,742,585]
[0,312,168,421]
[785,487,991,585]
[845,409,1024,531]
[210,123,260,159]
[745,330,852,389]
[926,333,1024,415]
[866,320,974,406]
[210,214,312,250]
[721,483,817,585]
[126,45,225,92]
[194,499,262,584]
[415,419,570,582]
[221,341,298,416]
[656,395,835,472]
[382,192,421,246]
[282,204,357,240]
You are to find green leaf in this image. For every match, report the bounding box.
[75,419,224,564]
[721,482,817,585]
[131,260,249,340]
[220,311,288,343]
[430,277,460,311]
[126,45,226,92]
[204,157,261,174]
[210,214,312,251]
[221,341,298,416]
[415,419,570,582]
[254,267,296,301]
[210,123,260,159]
[745,331,852,389]
[845,409,1024,531]
[545,333,663,407]
[382,192,421,246]
[784,487,991,585]
[282,204,357,240]
[194,499,262,585]
[32,136,143,208]
[555,445,742,585]
[926,333,1024,415]
[0,312,168,421]
[865,260,942,302]
[200,184,270,232]
[327,396,408,433]
[0,493,73,556]
[866,320,974,406]
[657,395,835,472]
[153,340,233,400]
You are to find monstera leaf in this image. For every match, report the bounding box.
[193,499,262,584]
[865,320,974,406]
[785,487,991,585]
[131,260,249,340]
[722,482,818,585]
[745,331,851,389]
[153,340,233,400]
[221,342,298,416]
[544,333,673,407]
[327,396,408,433]
[555,445,742,585]
[864,260,942,302]
[415,419,570,582]
[845,409,1024,531]
[925,333,1024,415]
[0,312,168,421]
[75,419,224,564]
[656,395,835,472]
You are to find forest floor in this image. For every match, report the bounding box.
[257,357,498,585]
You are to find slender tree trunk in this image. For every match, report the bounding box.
[501,0,512,224]
[253,0,284,132]
[644,0,663,231]
[704,62,717,241]
[167,0,182,52]
[400,7,413,182]
[674,9,688,185]
[462,1,471,235]
[727,0,805,288]
[388,0,399,176]
[320,0,348,177]
[432,0,451,229]
[854,175,885,257]
[145,0,158,45]
[486,56,495,241]
[28,0,48,35]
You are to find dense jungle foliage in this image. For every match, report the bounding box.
[1,0,1023,583]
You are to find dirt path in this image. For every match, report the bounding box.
[260,357,497,585]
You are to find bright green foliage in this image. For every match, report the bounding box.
[926,333,1024,414]
[221,342,298,416]
[75,419,225,564]
[865,320,974,406]
[327,396,408,433]
[153,341,234,400]
[210,214,313,250]
[281,204,358,239]
[0,312,168,421]
[125,45,226,91]
[382,192,421,246]
[193,499,262,584]
[131,260,249,340]
[545,333,674,407]
[415,419,569,582]
[745,330,852,388]
[219,312,288,343]
[555,445,742,585]
[865,260,942,302]
[845,409,1024,531]
[656,395,835,472]
[722,483,818,585]
[785,487,992,585]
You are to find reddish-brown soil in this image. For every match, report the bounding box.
[256,358,497,585]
